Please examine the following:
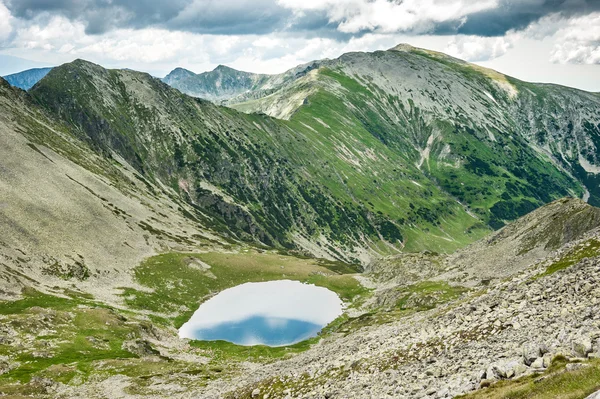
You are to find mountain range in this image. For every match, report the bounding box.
[0,44,599,398]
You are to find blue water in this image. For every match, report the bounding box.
[179,280,343,346]
[186,316,323,347]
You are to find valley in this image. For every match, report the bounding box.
[0,44,599,398]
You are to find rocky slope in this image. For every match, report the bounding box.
[3,67,52,90]
[162,65,270,102]
[167,45,600,211]
[162,61,322,104]
[205,198,600,399]
[0,76,221,301]
[33,48,600,264]
[2,198,596,399]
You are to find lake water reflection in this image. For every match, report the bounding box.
[178,280,343,346]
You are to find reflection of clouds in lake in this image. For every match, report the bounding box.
[265,317,289,329]
[187,315,323,346]
[179,280,343,346]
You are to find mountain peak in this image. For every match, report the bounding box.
[213,64,238,73]
[389,43,417,52]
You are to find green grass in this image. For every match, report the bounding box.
[395,280,470,311]
[122,250,369,328]
[189,337,318,362]
[456,358,600,399]
[0,288,140,393]
[538,239,600,277]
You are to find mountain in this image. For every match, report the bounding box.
[3,67,53,90]
[1,44,600,398]
[162,61,322,103]
[162,65,271,101]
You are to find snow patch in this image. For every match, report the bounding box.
[483,91,497,104]
[579,154,600,174]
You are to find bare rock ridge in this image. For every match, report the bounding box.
[441,197,600,284]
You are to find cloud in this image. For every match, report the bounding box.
[549,12,600,64]
[455,0,600,37]
[445,34,518,62]
[5,0,188,34]
[278,0,497,34]
[0,1,13,41]
[5,0,599,39]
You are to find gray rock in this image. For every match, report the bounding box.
[573,338,593,357]
[522,343,547,366]
[585,390,600,399]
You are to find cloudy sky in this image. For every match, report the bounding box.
[0,0,599,91]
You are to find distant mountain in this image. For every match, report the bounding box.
[162,62,322,103]
[161,65,268,101]
[3,67,53,90]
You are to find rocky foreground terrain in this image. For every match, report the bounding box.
[1,198,595,399]
[198,198,600,399]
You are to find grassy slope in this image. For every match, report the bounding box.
[121,250,368,328]
[28,53,591,259]
[280,70,491,253]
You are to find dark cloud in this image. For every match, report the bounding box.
[4,0,345,38]
[166,0,292,35]
[455,0,600,36]
[4,0,600,38]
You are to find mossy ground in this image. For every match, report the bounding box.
[0,287,232,397]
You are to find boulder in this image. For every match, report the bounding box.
[573,338,593,357]
[522,343,547,366]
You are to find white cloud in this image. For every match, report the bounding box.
[278,0,498,34]
[0,1,13,41]
[549,13,600,64]
[445,34,518,62]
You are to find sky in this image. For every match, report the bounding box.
[0,0,599,91]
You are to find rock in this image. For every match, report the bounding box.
[573,338,593,357]
[566,363,589,372]
[252,388,261,398]
[121,339,159,357]
[486,364,506,380]
[499,358,522,379]
[530,358,545,369]
[522,343,546,366]
[585,390,600,399]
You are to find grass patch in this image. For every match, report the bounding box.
[0,288,140,389]
[395,281,470,311]
[122,250,369,328]
[456,358,600,399]
[189,337,317,362]
[538,239,600,277]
